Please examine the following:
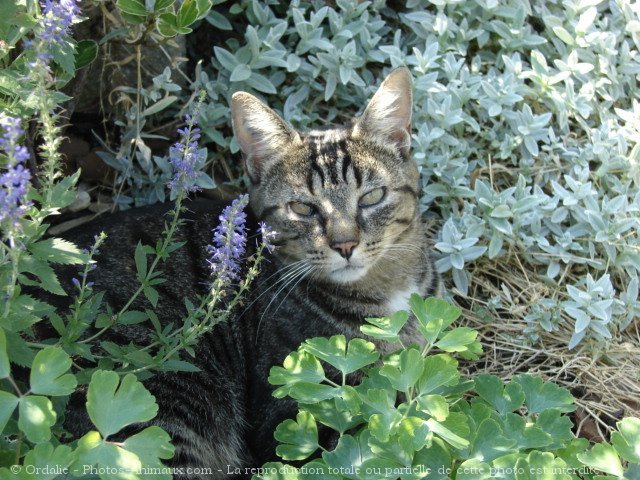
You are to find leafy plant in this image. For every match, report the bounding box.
[256,296,639,480]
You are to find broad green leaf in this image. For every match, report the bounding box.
[75,39,98,69]
[524,451,572,480]
[379,348,424,393]
[536,409,574,449]
[0,391,19,432]
[143,286,159,307]
[301,399,363,434]
[398,416,432,453]
[361,310,409,342]
[157,12,178,37]
[288,383,337,404]
[417,395,449,421]
[364,389,402,441]
[206,10,232,30]
[455,459,491,480]
[322,432,374,480]
[611,417,640,463]
[87,370,158,438]
[411,295,460,330]
[503,413,553,450]
[412,438,451,480]
[474,375,525,416]
[577,443,624,478]
[177,0,198,26]
[469,419,516,463]
[416,354,459,395]
[153,0,174,10]
[368,432,413,467]
[230,64,252,82]
[434,327,478,352]
[302,336,378,376]
[513,375,575,414]
[18,396,56,443]
[119,310,148,325]
[270,350,326,397]
[0,329,9,378]
[73,430,142,478]
[18,256,66,296]
[23,443,74,480]
[275,411,319,461]
[116,0,147,16]
[30,347,77,396]
[426,412,470,450]
[122,426,175,478]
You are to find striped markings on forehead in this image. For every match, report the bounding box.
[305,132,363,193]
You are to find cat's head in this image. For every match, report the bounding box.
[231,67,420,284]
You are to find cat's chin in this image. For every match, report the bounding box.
[326,264,369,284]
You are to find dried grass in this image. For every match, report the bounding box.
[448,256,640,441]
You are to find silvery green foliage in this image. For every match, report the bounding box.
[192,0,639,348]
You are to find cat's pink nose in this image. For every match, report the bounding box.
[331,240,358,260]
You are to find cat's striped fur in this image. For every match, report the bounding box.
[59,68,441,479]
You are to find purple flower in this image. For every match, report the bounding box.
[258,221,277,253]
[207,195,249,284]
[39,0,81,62]
[0,116,32,226]
[168,116,205,196]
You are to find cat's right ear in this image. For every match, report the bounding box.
[231,92,300,181]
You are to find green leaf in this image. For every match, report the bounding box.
[611,417,640,463]
[301,399,363,434]
[29,238,87,265]
[119,310,148,325]
[577,442,624,477]
[469,419,517,462]
[75,39,98,69]
[417,395,449,422]
[503,413,553,450]
[18,396,56,443]
[269,350,326,398]
[302,336,379,376]
[134,242,148,280]
[0,391,19,433]
[141,95,178,116]
[153,0,175,10]
[455,459,492,480]
[73,430,142,478]
[117,0,147,16]
[48,172,80,209]
[524,451,573,480]
[416,354,459,395]
[122,426,175,478]
[18,256,66,296]
[144,286,159,307]
[474,374,525,416]
[513,375,575,414]
[426,412,470,450]
[230,64,252,82]
[206,10,232,30]
[157,12,178,37]
[87,370,158,438]
[361,310,409,342]
[363,389,402,442]
[0,329,9,378]
[177,0,198,27]
[288,383,337,404]
[379,348,424,393]
[397,416,432,453]
[412,438,451,480]
[434,327,478,353]
[536,409,574,449]
[275,411,319,461]
[23,443,74,480]
[322,432,374,480]
[411,295,460,330]
[30,347,77,396]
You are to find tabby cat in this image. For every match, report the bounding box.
[59,67,441,479]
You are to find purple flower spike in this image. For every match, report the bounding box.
[207,195,250,284]
[168,115,205,195]
[0,115,32,226]
[258,221,277,253]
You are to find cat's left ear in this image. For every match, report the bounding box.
[352,67,412,154]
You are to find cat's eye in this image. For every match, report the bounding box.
[289,202,315,216]
[358,187,386,207]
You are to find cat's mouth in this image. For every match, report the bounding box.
[327,263,369,283]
